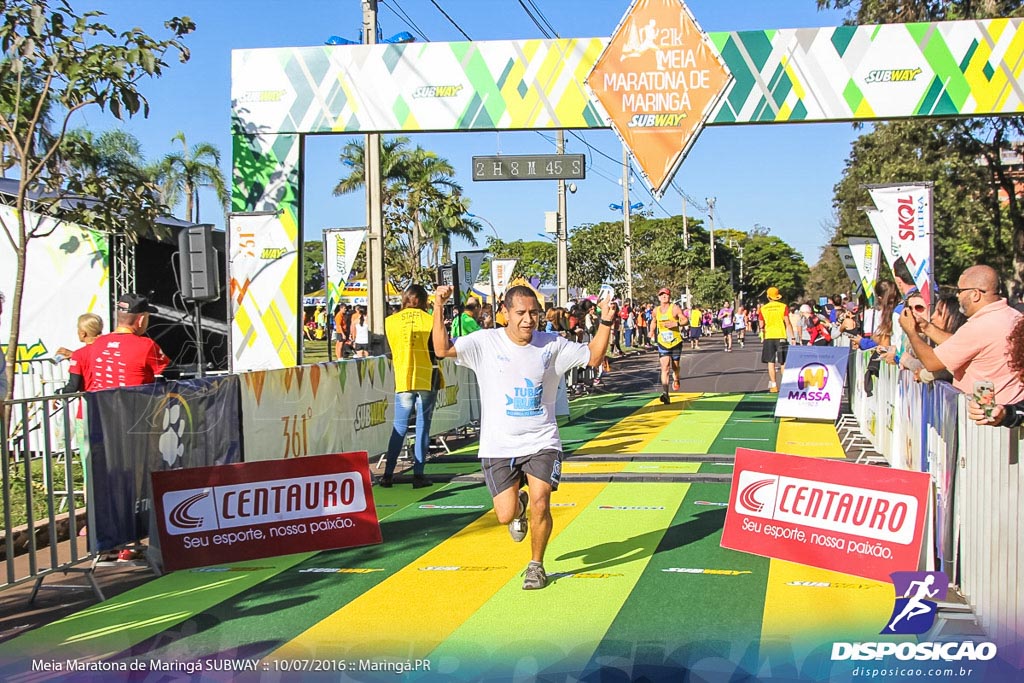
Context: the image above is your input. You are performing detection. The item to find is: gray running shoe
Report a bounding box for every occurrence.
[508,489,529,542]
[522,562,547,590]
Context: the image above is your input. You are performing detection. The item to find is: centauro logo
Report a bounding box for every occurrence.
[354,400,388,430]
[261,247,287,259]
[412,85,463,98]
[162,472,366,535]
[435,384,460,409]
[865,68,922,83]
[627,113,687,128]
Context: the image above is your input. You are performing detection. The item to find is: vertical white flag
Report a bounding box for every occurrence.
[848,237,880,305]
[323,228,367,312]
[865,209,899,272]
[867,184,933,305]
[490,258,517,296]
[837,245,860,289]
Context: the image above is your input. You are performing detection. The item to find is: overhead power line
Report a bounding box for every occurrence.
[380,0,430,42]
[428,0,473,40]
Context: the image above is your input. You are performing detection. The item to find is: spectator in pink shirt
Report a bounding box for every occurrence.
[899,265,1024,405]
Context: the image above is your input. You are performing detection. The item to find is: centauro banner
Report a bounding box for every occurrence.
[152,452,381,571]
[228,212,299,371]
[867,183,934,305]
[323,228,367,315]
[721,449,931,583]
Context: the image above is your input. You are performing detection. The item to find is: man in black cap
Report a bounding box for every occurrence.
[85,293,169,391]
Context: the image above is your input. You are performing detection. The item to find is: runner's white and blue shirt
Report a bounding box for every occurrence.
[455,328,591,459]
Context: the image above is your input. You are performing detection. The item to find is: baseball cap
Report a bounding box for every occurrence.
[116,293,158,314]
[658,287,671,296]
[799,304,813,314]
[766,286,782,301]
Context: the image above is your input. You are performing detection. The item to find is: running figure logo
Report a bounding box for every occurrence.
[881,570,948,634]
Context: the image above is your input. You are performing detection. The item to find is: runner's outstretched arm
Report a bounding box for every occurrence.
[587,293,617,367]
[432,285,458,359]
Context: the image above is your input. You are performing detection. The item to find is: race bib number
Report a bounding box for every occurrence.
[660,330,675,343]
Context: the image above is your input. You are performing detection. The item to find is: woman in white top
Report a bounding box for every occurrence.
[350,306,370,357]
[734,306,747,347]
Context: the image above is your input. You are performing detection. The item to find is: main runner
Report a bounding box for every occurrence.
[431,284,616,590]
[649,287,687,404]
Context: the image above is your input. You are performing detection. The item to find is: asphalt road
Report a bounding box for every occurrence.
[598,332,771,396]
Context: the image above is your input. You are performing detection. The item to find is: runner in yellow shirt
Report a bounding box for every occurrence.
[649,287,687,404]
[759,286,796,393]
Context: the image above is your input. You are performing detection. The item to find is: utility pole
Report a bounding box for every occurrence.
[362,0,386,337]
[706,196,716,271]
[682,194,691,307]
[556,130,568,306]
[622,145,633,301]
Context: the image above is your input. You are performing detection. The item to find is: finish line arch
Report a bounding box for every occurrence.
[230,16,1024,370]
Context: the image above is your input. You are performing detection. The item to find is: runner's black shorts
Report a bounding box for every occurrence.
[761,338,789,364]
[481,449,563,496]
[656,343,682,360]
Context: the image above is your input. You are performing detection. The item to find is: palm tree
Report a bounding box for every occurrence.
[158,131,229,223]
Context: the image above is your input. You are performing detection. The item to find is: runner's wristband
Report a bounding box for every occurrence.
[600,318,614,327]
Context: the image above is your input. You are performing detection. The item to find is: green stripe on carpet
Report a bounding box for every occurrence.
[584,482,770,677]
[644,393,742,453]
[707,392,781,456]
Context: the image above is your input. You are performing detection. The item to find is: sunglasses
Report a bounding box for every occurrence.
[907,303,927,314]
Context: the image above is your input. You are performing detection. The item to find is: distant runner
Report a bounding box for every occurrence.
[649,287,686,404]
[432,284,616,590]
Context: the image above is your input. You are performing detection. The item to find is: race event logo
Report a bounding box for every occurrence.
[865,67,922,83]
[155,393,193,467]
[162,472,366,535]
[882,570,947,635]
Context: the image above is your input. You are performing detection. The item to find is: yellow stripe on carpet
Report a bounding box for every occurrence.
[573,393,701,455]
[774,418,845,457]
[266,483,607,661]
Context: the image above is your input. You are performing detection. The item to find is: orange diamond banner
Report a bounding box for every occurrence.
[586,0,732,196]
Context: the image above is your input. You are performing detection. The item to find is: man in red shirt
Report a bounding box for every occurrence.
[87,293,170,391]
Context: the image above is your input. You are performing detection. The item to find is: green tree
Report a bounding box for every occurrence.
[158,130,229,223]
[334,137,479,284]
[481,238,556,284]
[818,0,1024,296]
[0,0,192,398]
[303,241,324,294]
[743,234,810,303]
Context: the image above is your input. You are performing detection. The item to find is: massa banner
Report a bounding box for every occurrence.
[152,452,381,571]
[774,346,850,421]
[721,449,930,582]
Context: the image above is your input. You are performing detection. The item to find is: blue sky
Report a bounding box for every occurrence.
[77,0,861,268]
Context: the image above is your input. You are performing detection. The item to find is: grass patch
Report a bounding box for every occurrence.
[4,457,84,529]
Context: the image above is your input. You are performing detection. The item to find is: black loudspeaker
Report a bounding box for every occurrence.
[177,224,221,302]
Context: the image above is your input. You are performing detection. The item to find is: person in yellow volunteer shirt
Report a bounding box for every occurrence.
[760,286,796,393]
[649,287,687,404]
[687,304,703,350]
[380,284,442,488]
